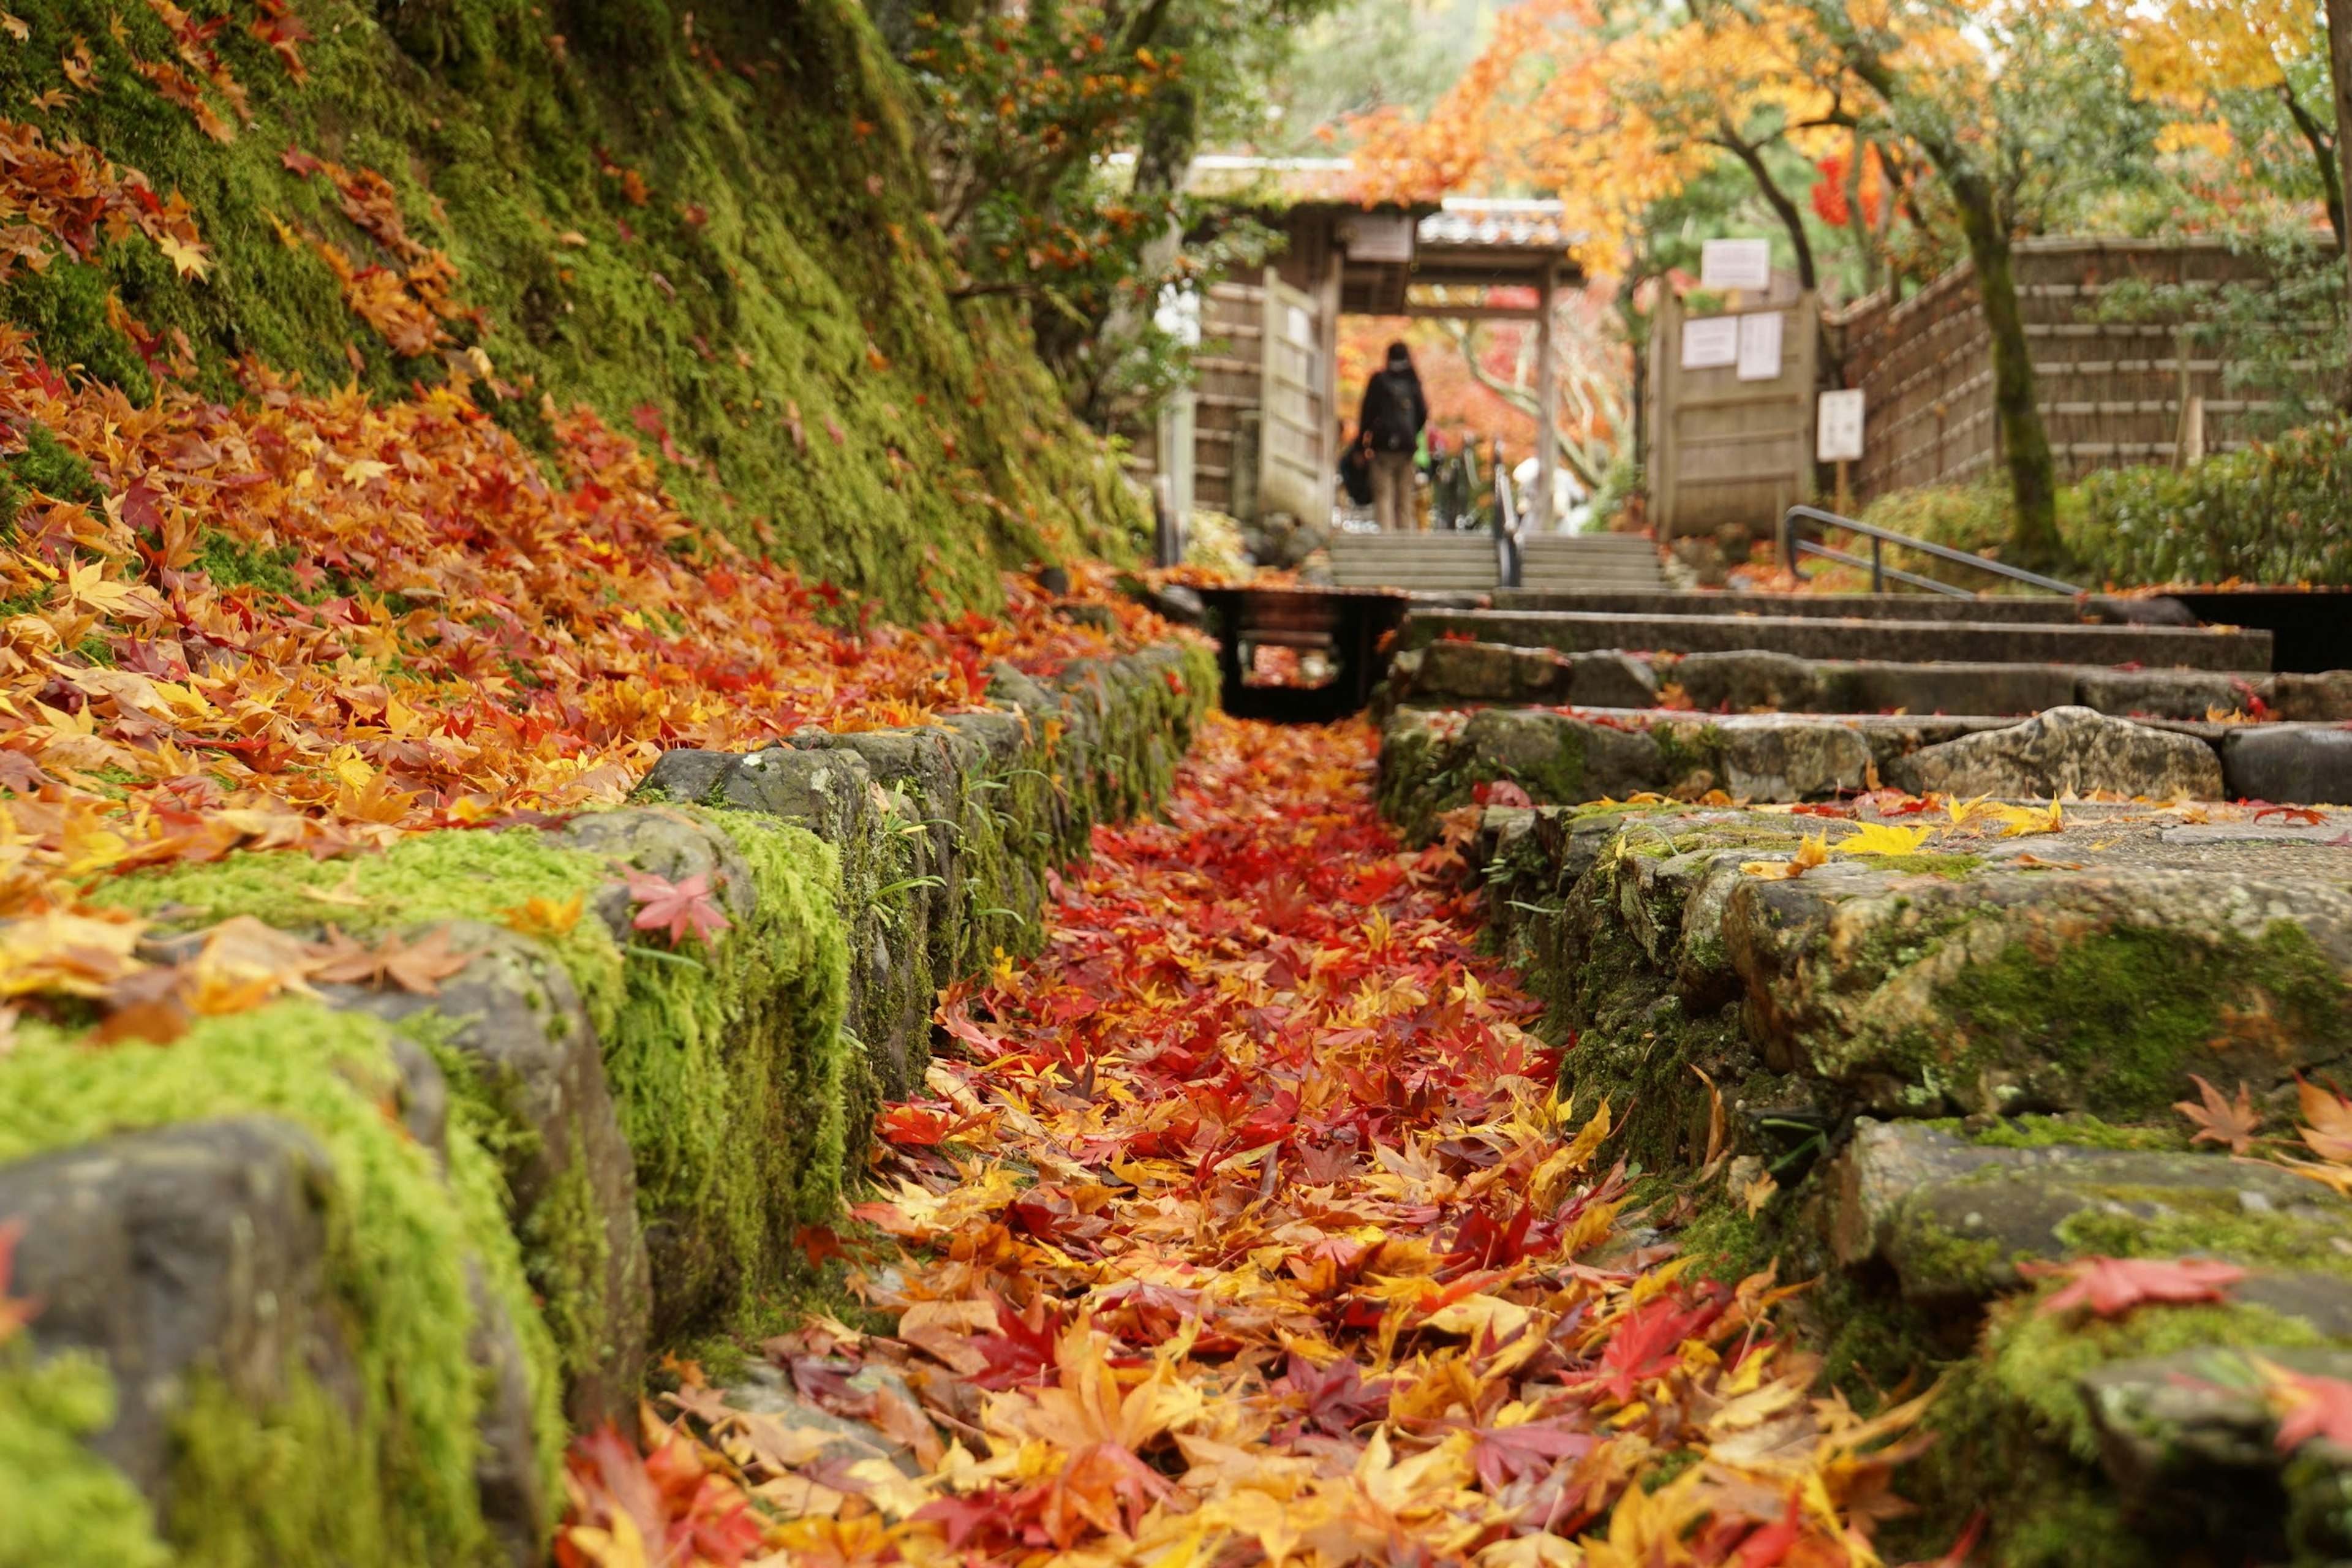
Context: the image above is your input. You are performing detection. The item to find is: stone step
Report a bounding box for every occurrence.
[1495,586,2188,627]
[1327,533,1668,593]
[1385,639,2352,722]
[1403,606,2274,671]
[1378,704,2352,827]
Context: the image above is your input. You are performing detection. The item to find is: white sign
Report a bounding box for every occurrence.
[1336,211,1416,263]
[1817,388,1866,462]
[1736,310,1784,382]
[1679,315,1738,370]
[1702,237,1773,292]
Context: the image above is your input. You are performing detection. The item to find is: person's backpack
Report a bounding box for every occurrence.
[1339,439,1373,505]
[1363,369,1424,451]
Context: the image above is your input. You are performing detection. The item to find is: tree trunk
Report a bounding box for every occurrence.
[2279,83,2345,249]
[2326,0,2352,402]
[1950,172,2062,567]
[1717,130,1817,291]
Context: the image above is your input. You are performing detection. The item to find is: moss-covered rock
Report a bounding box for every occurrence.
[0,0,1140,617]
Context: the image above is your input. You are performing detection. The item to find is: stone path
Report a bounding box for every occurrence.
[596,717,1929,1565]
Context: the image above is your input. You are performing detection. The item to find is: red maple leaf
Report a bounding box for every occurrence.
[2021,1256,2247,1317]
[1472,778,1534,808]
[969,1295,1065,1390]
[624,869,730,948]
[2271,1366,2352,1453]
[1583,1291,1728,1404]
[1273,1351,1393,1440]
[1466,1418,1595,1490]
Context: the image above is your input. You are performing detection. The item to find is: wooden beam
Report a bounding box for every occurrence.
[1402,302,1544,320]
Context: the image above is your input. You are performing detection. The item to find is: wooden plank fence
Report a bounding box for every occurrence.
[1828,236,2330,503]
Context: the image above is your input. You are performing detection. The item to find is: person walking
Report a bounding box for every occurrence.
[1356,341,1427,532]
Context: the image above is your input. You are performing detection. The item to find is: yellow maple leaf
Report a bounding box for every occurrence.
[1988,801,2063,837]
[503,891,584,939]
[1835,821,1937,856]
[156,232,213,279]
[1741,831,1831,880]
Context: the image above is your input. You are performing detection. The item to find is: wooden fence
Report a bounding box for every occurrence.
[1828,236,2331,503]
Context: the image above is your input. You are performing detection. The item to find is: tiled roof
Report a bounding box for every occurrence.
[1418,198,1575,251]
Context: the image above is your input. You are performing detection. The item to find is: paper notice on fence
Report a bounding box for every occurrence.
[1681,315,1738,370]
[1736,311,1784,381]
[1701,238,1772,292]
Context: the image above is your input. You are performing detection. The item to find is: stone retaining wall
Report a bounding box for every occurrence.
[0,642,1215,1567]
[1444,794,2352,1564]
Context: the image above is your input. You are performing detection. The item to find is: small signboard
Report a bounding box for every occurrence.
[1735,311,1784,382]
[1336,211,1416,263]
[1701,237,1773,292]
[1680,315,1738,370]
[1817,388,1866,462]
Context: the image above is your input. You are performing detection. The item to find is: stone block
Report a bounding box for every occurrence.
[2272,671,2352,722]
[1567,652,1660,710]
[0,1118,355,1509]
[2223,725,2352,807]
[1714,717,1871,800]
[1672,650,1822,712]
[331,924,649,1428]
[1890,706,2223,800]
[2076,669,2267,721]
[1825,1119,2352,1303]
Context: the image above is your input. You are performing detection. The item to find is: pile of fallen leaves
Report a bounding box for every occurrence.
[564,717,1935,1567]
[0,108,1181,913]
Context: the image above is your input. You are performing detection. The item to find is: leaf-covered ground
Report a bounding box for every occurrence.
[562,717,1939,1567]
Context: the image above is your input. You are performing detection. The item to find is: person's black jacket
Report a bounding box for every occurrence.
[1359,364,1427,454]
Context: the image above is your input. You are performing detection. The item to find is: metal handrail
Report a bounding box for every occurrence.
[1492,438,1523,589]
[1779,504,2082,597]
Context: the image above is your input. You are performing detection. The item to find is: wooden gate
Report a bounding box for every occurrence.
[1647,290,1820,538]
[1257,268,1328,522]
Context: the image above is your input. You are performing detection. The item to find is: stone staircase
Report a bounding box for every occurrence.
[1325,531,1665,592]
[1369,586,2352,1566]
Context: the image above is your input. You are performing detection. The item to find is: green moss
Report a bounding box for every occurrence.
[0,0,1139,617]
[0,1343,170,1568]
[194,532,304,598]
[1928,919,2352,1118]
[163,1370,382,1568]
[0,421,105,535]
[1988,1295,2327,1463]
[2052,1182,2352,1277]
[603,809,851,1339]
[0,1001,548,1565]
[1867,853,1985,878]
[1951,1114,2187,1153]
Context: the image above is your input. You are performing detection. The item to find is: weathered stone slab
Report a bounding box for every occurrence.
[2075,669,2265,721]
[0,1118,355,1509]
[1889,706,2223,800]
[1826,1119,2352,1304]
[1672,651,1822,712]
[2274,671,2352,722]
[2223,725,2352,807]
[1400,606,2275,671]
[2082,1344,2352,1555]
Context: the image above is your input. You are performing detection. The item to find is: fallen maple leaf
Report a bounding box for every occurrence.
[1741,832,1830,880]
[625,869,730,949]
[2173,1074,2260,1155]
[308,924,474,995]
[2021,1255,2247,1317]
[2296,1075,2352,1166]
[1835,821,1935,857]
[503,892,586,940]
[2262,1360,2352,1453]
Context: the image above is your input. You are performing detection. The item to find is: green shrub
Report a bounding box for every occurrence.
[2071,418,2352,587]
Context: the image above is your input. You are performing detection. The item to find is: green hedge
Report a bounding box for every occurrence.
[1854,421,2352,590]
